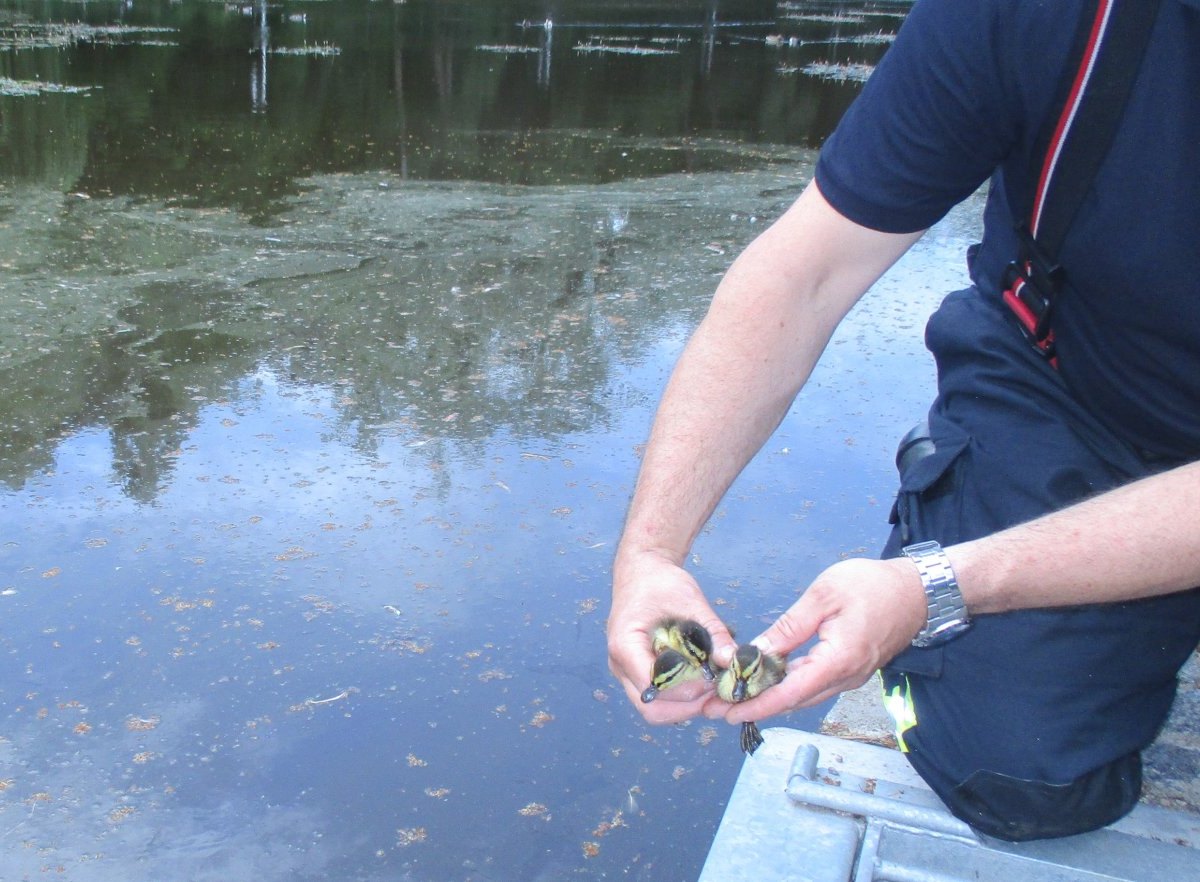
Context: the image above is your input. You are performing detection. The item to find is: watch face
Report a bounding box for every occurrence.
[914,618,972,648]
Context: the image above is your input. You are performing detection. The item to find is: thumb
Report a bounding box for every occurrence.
[698,612,737,668]
[750,594,821,658]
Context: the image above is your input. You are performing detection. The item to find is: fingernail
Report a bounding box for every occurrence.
[750,635,773,654]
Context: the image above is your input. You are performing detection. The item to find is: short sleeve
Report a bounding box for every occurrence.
[814,0,1027,233]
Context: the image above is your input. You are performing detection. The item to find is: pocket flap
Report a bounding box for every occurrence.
[898,419,970,494]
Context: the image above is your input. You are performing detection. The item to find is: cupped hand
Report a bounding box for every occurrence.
[608,549,736,724]
[714,556,926,725]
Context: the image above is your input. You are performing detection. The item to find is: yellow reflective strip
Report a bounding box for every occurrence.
[880,673,917,753]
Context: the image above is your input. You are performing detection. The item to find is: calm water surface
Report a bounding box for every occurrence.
[0,2,984,880]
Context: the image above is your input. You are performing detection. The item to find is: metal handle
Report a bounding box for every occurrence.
[786,744,978,841]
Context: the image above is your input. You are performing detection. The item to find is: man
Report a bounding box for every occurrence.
[607,0,1200,841]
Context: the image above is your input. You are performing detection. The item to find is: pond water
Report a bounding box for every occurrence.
[0,2,984,880]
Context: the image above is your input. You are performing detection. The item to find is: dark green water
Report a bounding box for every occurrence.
[0,3,984,881]
[1,0,899,211]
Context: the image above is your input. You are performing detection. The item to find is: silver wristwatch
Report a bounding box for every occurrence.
[901,540,972,648]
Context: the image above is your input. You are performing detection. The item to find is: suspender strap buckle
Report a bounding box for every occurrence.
[1002,223,1061,359]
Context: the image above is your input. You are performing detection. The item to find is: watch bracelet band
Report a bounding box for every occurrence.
[901,540,970,647]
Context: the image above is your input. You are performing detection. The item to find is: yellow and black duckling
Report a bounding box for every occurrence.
[640,618,716,703]
[716,644,787,755]
[651,618,716,678]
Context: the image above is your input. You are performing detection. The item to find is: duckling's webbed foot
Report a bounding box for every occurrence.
[739,721,764,756]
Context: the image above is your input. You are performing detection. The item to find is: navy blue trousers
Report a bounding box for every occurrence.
[881,288,1200,841]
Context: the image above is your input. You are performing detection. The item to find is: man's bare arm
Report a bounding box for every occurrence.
[954,459,1200,612]
[609,181,924,721]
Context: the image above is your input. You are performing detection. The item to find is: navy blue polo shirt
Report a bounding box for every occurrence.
[815,0,1200,462]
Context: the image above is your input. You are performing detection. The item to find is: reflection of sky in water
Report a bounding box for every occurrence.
[2,373,726,879]
[0,163,981,878]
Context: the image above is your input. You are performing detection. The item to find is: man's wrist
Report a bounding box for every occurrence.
[613,539,686,588]
[901,540,972,647]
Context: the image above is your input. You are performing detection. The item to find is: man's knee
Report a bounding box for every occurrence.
[907,746,1142,841]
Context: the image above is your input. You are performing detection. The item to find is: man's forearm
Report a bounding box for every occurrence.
[617,247,825,567]
[617,184,924,569]
[950,459,1200,613]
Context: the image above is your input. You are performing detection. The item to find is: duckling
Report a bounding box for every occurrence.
[640,647,703,703]
[640,618,716,703]
[716,644,787,755]
[651,618,716,680]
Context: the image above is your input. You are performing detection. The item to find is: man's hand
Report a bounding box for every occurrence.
[715,556,925,724]
[608,550,736,724]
